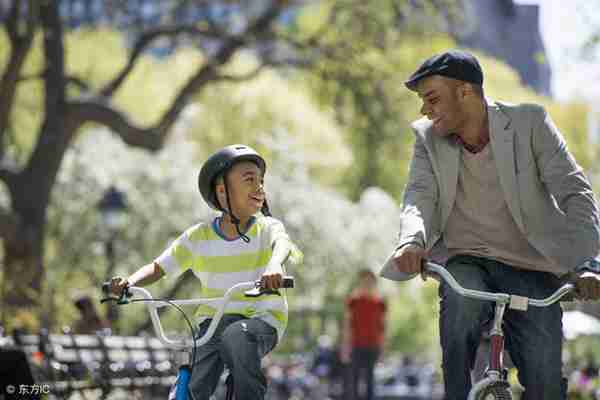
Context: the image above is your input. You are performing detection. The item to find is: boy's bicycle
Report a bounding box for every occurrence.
[422,261,574,400]
[101,277,294,400]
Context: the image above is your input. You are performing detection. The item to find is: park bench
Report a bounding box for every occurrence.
[7,329,180,399]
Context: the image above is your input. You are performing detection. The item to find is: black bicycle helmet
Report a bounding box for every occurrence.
[198,144,266,211]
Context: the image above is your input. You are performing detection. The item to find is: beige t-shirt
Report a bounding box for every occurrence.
[444,145,555,272]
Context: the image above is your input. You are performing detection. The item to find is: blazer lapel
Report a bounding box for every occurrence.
[488,102,525,232]
[431,132,460,229]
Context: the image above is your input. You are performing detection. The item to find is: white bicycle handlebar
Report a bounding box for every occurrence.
[128,281,257,350]
[423,261,575,309]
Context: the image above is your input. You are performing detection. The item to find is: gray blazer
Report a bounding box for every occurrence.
[381,100,600,281]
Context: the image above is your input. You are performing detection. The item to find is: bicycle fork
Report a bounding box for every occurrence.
[468,302,510,400]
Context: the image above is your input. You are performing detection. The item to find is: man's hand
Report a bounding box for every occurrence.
[261,264,283,290]
[392,244,426,277]
[574,272,600,301]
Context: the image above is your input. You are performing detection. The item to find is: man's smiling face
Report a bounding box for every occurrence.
[416,75,467,137]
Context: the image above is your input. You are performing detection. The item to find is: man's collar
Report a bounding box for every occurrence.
[453,128,490,154]
[452,102,490,154]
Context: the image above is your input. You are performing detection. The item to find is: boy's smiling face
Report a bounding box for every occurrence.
[216,161,265,219]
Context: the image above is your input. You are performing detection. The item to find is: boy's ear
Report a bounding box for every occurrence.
[215,183,227,209]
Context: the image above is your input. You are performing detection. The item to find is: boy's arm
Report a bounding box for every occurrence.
[270,239,292,267]
[110,262,165,295]
[128,261,165,286]
[261,239,292,289]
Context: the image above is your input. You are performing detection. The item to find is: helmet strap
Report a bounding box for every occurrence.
[223,176,250,243]
[261,197,272,217]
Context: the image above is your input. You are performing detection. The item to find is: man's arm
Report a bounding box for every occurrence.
[388,130,439,278]
[532,107,600,300]
[534,107,600,269]
[398,131,439,249]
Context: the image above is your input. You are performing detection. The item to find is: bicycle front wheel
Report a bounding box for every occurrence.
[476,381,513,400]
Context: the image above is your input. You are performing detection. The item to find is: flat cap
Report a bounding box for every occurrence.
[404,50,483,91]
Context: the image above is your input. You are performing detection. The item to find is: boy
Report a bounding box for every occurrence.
[109,144,302,400]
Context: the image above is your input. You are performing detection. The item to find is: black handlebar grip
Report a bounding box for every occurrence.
[282,276,294,289]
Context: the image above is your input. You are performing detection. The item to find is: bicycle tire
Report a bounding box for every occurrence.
[475,381,513,400]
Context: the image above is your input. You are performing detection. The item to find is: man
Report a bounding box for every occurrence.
[381,50,600,399]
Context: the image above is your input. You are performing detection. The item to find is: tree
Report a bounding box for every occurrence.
[0,0,460,328]
[290,2,463,199]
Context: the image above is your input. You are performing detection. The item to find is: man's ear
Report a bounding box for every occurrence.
[456,83,470,99]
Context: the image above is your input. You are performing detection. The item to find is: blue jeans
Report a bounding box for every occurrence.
[187,314,278,400]
[440,255,567,400]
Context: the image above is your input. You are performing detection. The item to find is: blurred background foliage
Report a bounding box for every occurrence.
[1,0,597,364]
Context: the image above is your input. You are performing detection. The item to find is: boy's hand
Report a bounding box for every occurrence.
[574,272,600,301]
[109,276,131,296]
[261,265,283,290]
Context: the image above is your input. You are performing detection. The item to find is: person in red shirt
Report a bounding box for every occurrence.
[341,269,387,400]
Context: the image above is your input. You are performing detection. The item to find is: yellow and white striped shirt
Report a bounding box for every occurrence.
[155,215,302,340]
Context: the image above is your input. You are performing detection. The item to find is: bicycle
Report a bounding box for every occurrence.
[422,261,575,400]
[101,276,294,400]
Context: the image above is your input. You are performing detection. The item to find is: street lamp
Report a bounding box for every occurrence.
[98,186,129,237]
[97,186,128,328]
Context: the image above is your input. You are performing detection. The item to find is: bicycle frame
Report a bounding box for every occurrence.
[423,261,574,400]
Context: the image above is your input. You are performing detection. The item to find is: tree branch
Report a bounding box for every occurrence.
[215,58,282,82]
[0,0,37,157]
[40,0,66,117]
[156,1,288,125]
[68,1,287,152]
[66,100,164,150]
[18,71,92,92]
[0,162,19,188]
[99,24,225,98]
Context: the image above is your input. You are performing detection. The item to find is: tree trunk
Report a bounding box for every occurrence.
[1,195,46,332]
[0,0,73,332]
